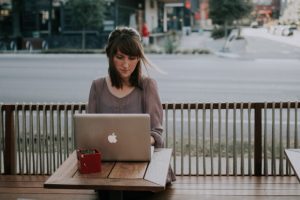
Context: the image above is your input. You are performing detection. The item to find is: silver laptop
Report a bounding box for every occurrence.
[74,113,152,161]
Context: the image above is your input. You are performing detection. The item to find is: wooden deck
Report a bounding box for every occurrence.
[1,175,300,200]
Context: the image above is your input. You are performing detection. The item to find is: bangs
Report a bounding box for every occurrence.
[113,36,142,57]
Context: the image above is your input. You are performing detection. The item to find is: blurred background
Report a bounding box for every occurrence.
[0,0,298,51]
[1,0,300,103]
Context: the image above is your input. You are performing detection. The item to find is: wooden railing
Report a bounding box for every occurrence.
[0,102,299,176]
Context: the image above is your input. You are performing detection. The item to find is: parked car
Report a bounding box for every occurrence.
[250,21,259,28]
[281,26,294,36]
[269,25,294,36]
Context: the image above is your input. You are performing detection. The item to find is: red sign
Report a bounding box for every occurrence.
[185,0,191,9]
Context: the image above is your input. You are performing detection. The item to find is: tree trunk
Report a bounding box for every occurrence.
[48,0,53,36]
[222,20,229,52]
[237,20,241,38]
[12,0,21,38]
[224,20,228,39]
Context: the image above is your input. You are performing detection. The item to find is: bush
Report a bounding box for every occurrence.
[164,31,179,54]
[164,37,175,54]
[211,27,232,39]
[41,48,105,54]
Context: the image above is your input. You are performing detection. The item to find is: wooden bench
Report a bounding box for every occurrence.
[0,175,95,199]
[2,175,300,200]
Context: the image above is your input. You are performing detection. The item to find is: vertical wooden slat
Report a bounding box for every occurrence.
[240,102,244,176]
[172,103,176,174]
[195,103,199,176]
[50,104,54,173]
[279,102,283,175]
[218,103,221,176]
[254,104,262,176]
[233,103,237,176]
[263,102,268,176]
[180,103,184,175]
[286,102,291,175]
[225,103,229,175]
[15,104,21,174]
[248,103,252,176]
[4,106,16,174]
[57,105,62,166]
[0,104,3,174]
[43,104,48,175]
[187,103,191,175]
[29,104,34,174]
[165,102,168,147]
[295,102,298,148]
[209,103,214,176]
[64,105,69,159]
[71,104,75,151]
[22,104,27,174]
[202,103,206,176]
[271,102,276,175]
[36,104,41,174]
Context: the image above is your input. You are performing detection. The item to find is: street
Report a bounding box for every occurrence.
[0,28,300,104]
[1,54,299,104]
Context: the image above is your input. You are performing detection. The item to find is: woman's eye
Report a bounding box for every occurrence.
[129,57,137,60]
[116,55,123,59]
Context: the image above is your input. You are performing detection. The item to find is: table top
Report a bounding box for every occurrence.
[284,149,300,183]
[44,148,172,192]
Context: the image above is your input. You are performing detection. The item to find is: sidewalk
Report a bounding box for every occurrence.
[177,27,300,57]
[242,28,300,48]
[177,31,225,53]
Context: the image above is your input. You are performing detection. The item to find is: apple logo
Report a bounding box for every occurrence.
[108,132,117,144]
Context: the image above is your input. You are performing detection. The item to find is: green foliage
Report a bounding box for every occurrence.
[164,37,176,54]
[164,31,179,54]
[65,0,105,49]
[209,0,253,26]
[211,27,232,39]
[66,0,105,30]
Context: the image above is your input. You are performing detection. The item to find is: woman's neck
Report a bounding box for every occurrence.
[122,78,131,87]
[106,76,135,98]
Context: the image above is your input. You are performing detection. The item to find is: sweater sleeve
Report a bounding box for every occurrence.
[144,78,164,148]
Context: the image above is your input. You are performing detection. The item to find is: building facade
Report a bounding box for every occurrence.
[279,0,300,26]
[251,0,281,25]
[0,0,204,49]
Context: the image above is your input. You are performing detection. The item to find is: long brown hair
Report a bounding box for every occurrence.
[105,27,150,89]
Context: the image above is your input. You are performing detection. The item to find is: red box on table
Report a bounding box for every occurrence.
[76,149,101,174]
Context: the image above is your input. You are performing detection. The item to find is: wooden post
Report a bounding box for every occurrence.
[4,107,16,174]
[254,106,262,176]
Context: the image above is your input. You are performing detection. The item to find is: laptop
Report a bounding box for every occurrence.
[74,113,152,161]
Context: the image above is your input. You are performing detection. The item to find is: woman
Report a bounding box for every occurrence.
[87,27,176,183]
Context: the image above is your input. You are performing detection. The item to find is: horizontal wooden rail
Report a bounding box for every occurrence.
[2,102,300,110]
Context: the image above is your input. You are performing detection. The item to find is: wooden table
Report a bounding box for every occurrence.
[284,149,300,182]
[44,148,172,199]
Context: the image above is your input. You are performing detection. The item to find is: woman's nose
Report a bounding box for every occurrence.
[123,60,129,68]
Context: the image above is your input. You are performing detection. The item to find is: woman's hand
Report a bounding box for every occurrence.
[150,136,155,145]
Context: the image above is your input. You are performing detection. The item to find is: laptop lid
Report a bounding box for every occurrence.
[74,113,151,161]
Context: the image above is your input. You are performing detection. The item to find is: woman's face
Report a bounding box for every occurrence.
[113,50,139,82]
